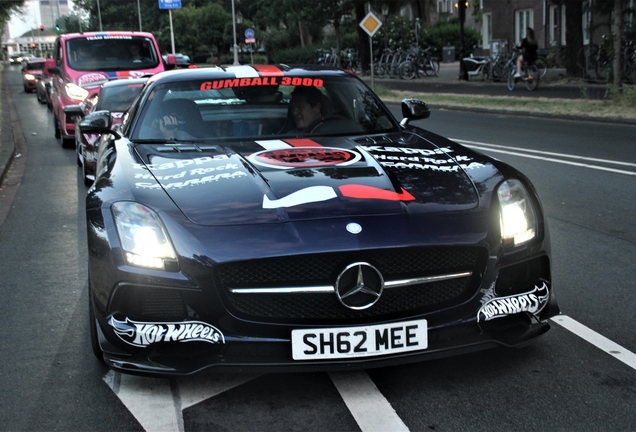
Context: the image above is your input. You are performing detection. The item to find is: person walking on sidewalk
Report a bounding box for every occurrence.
[514,27,538,78]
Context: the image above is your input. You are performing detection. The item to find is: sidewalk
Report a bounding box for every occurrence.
[0,64,16,190]
[367,61,610,100]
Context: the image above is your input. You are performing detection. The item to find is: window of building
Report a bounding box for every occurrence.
[515,9,534,45]
[437,0,449,14]
[582,0,591,45]
[549,5,558,46]
[482,13,492,49]
[561,5,567,46]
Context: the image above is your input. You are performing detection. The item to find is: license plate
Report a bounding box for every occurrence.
[292,319,427,360]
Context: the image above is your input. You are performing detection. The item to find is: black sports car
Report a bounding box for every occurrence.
[82,65,559,375]
[75,78,147,186]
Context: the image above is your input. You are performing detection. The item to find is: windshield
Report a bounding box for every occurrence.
[66,36,160,72]
[132,74,397,141]
[97,81,146,112]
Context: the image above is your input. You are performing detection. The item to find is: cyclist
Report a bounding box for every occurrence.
[514,27,538,78]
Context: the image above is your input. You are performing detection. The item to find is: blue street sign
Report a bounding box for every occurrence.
[158,0,182,9]
[245,29,255,39]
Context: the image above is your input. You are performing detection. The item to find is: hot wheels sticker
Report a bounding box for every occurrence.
[477,282,550,322]
[109,317,225,347]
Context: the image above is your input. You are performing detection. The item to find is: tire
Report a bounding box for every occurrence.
[482,62,491,81]
[54,116,61,139]
[525,65,539,91]
[399,61,416,80]
[431,59,440,76]
[535,57,548,79]
[507,66,517,91]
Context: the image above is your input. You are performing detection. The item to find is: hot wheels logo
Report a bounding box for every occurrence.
[109,317,225,347]
[477,282,550,322]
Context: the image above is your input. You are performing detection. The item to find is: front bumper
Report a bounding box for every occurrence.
[95,304,558,376]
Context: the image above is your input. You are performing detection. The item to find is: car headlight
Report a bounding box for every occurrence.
[65,83,89,101]
[498,180,537,247]
[112,202,177,270]
[24,73,36,81]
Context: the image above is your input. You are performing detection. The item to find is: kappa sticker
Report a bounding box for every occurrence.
[477,282,550,322]
[109,317,225,347]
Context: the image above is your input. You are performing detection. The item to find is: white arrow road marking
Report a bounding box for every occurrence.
[330,371,410,432]
[104,371,259,432]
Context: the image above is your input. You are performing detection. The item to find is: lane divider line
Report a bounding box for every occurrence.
[451,139,636,176]
[452,139,636,168]
[330,371,410,432]
[551,315,636,370]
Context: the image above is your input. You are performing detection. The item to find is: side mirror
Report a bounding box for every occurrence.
[79,110,121,139]
[164,53,178,70]
[399,98,430,127]
[45,58,57,76]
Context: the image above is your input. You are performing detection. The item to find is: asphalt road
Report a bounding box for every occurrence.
[0,67,635,431]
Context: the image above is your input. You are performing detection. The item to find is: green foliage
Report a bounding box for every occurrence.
[610,85,636,108]
[422,18,481,58]
[271,45,318,65]
[372,16,418,50]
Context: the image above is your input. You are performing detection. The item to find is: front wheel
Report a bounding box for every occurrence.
[507,66,517,91]
[399,61,416,80]
[525,65,539,91]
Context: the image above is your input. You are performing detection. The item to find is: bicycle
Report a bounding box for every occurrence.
[398,46,439,79]
[507,53,539,91]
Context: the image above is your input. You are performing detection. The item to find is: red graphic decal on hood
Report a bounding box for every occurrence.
[339,184,416,201]
[285,138,322,147]
[252,147,360,168]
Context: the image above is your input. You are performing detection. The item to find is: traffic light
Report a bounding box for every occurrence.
[40,25,44,31]
[55,24,61,32]
[31,43,36,49]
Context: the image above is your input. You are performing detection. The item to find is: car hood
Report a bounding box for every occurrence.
[132,133,485,226]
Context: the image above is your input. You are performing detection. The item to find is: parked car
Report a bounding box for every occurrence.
[48,31,177,148]
[163,53,191,68]
[81,65,559,376]
[75,78,147,186]
[36,58,55,107]
[21,57,46,93]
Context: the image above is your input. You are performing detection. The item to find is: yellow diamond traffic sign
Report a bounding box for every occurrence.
[359,11,382,37]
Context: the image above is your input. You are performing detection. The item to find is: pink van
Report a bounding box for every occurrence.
[49,32,176,147]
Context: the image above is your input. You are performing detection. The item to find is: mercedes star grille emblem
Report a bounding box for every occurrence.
[335,262,384,310]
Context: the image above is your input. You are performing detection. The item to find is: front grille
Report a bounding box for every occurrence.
[217,247,486,322]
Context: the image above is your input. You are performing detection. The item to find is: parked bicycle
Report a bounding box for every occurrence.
[341,48,362,74]
[398,46,439,79]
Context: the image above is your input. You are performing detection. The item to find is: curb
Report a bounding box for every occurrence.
[0,65,17,188]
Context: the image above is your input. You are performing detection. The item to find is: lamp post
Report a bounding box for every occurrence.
[97,0,103,31]
[231,0,239,65]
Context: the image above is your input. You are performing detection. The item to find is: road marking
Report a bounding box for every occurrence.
[104,371,259,432]
[551,315,636,371]
[330,371,409,432]
[452,139,636,176]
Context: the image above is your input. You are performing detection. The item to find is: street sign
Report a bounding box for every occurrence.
[245,28,255,44]
[359,11,382,37]
[158,0,182,9]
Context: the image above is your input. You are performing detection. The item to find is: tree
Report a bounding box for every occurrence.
[1,1,27,37]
